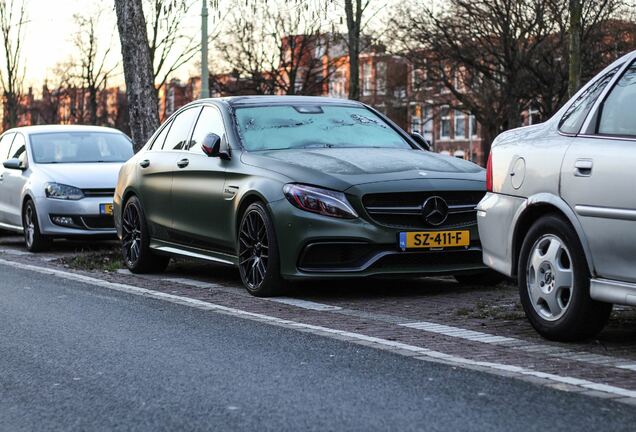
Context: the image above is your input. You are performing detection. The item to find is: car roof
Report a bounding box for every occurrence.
[204,95,364,108]
[2,124,127,136]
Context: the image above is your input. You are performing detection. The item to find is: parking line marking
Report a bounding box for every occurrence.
[400,319,636,372]
[265,297,342,311]
[112,271,636,375]
[2,257,636,403]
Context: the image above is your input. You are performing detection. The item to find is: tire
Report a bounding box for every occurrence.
[518,215,611,342]
[121,196,169,274]
[237,202,288,297]
[22,200,51,252]
[454,270,506,286]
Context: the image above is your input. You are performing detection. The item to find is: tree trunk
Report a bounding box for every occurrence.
[568,0,582,97]
[345,0,362,100]
[89,87,98,125]
[114,0,159,151]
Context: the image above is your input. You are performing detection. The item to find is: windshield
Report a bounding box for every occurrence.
[235,105,412,151]
[30,132,134,164]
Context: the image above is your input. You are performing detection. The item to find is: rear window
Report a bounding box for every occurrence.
[30,132,133,164]
[234,105,412,151]
[559,67,620,134]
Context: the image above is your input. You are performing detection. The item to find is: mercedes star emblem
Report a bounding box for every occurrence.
[421,196,449,226]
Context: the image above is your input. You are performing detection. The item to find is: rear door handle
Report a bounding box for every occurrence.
[139,159,150,168]
[574,159,593,177]
[177,158,189,169]
[0,174,4,182]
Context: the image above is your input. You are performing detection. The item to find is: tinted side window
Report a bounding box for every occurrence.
[189,106,226,154]
[597,62,636,137]
[8,133,26,163]
[0,133,15,160]
[559,67,619,134]
[162,108,200,151]
[149,119,173,150]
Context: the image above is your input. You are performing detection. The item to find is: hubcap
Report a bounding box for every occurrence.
[122,204,142,267]
[238,210,269,290]
[24,205,35,247]
[526,234,573,321]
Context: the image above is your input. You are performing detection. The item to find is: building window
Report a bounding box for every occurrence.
[329,68,347,99]
[423,105,433,141]
[440,106,451,139]
[376,62,386,95]
[454,110,466,139]
[469,114,478,137]
[528,106,541,125]
[362,63,373,96]
[411,116,421,134]
[411,66,427,92]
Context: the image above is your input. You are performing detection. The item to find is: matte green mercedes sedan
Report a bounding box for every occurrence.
[114,96,493,296]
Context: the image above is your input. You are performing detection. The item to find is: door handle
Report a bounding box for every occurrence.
[139,159,150,168]
[574,159,593,177]
[177,158,189,169]
[0,174,4,182]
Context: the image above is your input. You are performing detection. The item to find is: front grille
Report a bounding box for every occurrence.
[82,188,115,198]
[80,216,115,230]
[362,191,485,230]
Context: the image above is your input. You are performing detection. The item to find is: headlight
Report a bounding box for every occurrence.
[283,184,358,219]
[45,183,84,200]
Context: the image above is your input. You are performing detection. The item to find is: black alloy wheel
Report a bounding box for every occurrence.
[121,196,169,273]
[238,202,286,297]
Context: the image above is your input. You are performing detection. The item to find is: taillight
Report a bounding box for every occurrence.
[486,152,493,192]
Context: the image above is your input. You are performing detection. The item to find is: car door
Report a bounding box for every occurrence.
[2,133,29,226]
[561,59,636,283]
[170,105,231,252]
[0,132,16,225]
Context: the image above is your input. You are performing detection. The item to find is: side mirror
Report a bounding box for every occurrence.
[3,158,25,170]
[201,133,230,160]
[410,133,431,151]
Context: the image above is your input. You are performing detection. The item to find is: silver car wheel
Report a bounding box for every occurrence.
[24,205,35,248]
[526,234,573,321]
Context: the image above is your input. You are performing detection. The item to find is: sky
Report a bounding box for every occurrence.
[18,0,396,91]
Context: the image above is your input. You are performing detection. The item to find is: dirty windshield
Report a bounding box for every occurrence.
[234,104,412,151]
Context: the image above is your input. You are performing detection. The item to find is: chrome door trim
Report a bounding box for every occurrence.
[575,205,636,221]
[0,221,23,233]
[150,243,235,265]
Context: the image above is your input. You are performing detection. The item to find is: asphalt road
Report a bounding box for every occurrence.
[1,263,635,431]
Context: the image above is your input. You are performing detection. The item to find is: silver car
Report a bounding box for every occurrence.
[477,50,636,341]
[0,125,133,251]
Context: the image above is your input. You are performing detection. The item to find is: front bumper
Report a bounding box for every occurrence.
[476,192,527,277]
[34,196,117,237]
[269,199,487,280]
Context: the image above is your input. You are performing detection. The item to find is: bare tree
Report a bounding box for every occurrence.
[71,12,118,125]
[114,0,160,150]
[145,0,204,91]
[216,3,339,96]
[392,0,630,161]
[0,0,26,129]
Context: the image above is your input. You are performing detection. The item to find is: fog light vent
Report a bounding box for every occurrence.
[51,216,75,226]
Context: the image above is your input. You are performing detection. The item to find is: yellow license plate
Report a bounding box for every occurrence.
[100,203,114,216]
[399,230,470,250]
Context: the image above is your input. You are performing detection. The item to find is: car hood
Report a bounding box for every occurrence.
[242,148,484,190]
[35,162,123,189]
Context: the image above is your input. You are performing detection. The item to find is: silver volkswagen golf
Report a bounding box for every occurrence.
[0,125,133,251]
[478,50,636,341]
